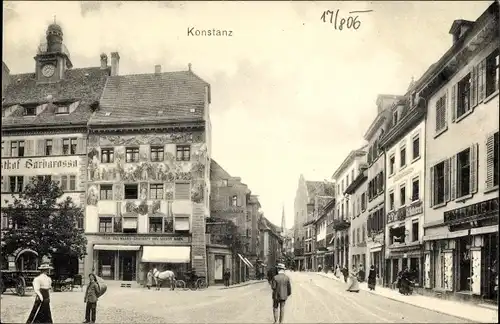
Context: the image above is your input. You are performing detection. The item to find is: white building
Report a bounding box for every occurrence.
[379,93,426,286]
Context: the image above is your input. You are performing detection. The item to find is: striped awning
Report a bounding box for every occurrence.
[94,245,141,251]
[141,246,191,263]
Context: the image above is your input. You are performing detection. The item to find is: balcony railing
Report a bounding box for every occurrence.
[332,218,350,230]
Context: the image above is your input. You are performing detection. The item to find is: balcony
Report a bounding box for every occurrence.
[332,218,350,231]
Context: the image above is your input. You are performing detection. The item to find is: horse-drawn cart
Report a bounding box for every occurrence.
[0,270,40,296]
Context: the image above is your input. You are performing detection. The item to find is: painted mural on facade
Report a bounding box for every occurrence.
[471,249,481,294]
[86,132,208,207]
[424,252,431,288]
[443,252,453,291]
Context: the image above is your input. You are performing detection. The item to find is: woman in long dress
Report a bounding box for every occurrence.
[334,264,342,279]
[26,263,53,323]
[146,270,153,290]
[367,265,377,290]
[346,265,360,293]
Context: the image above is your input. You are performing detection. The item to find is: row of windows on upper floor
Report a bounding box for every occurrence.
[434,49,499,137]
[1,139,193,163]
[388,133,421,176]
[337,168,356,197]
[2,175,77,193]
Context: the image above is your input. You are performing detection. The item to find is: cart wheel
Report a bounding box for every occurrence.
[16,277,26,296]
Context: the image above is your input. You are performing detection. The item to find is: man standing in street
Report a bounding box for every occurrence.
[271,263,291,324]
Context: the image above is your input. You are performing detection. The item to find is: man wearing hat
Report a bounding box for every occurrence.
[26,261,53,323]
[271,263,291,324]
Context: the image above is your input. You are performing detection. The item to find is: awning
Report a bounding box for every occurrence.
[243,257,254,268]
[94,245,141,251]
[123,217,138,229]
[423,229,469,241]
[237,254,252,268]
[141,246,191,263]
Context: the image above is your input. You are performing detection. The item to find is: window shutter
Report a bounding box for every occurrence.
[3,140,11,157]
[76,137,87,155]
[478,59,486,102]
[471,66,478,108]
[430,166,435,207]
[449,155,457,201]
[36,139,45,156]
[174,182,190,200]
[469,143,479,194]
[52,138,63,155]
[451,84,457,123]
[444,159,450,202]
[444,89,448,128]
[486,134,495,189]
[25,140,34,156]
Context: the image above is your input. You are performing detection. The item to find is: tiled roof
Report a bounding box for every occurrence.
[2,67,109,128]
[305,181,335,199]
[89,71,209,126]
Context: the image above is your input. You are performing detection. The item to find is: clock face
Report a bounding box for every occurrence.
[41,64,55,77]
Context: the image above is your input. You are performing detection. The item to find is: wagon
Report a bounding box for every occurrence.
[0,269,40,296]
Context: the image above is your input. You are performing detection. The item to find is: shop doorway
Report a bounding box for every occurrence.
[97,251,115,280]
[482,233,498,300]
[458,237,472,292]
[392,259,399,284]
[214,256,224,282]
[119,251,136,281]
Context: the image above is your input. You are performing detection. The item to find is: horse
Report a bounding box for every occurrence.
[152,268,175,290]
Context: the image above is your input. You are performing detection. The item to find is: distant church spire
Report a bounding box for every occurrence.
[281,203,286,234]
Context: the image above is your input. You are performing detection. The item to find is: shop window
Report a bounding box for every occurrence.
[124,184,138,199]
[485,49,499,97]
[412,221,419,242]
[150,146,164,162]
[174,215,190,232]
[457,74,471,118]
[149,217,163,233]
[389,154,395,175]
[10,141,25,157]
[176,145,191,161]
[456,147,471,198]
[100,185,113,200]
[45,139,53,156]
[400,146,406,167]
[432,161,446,205]
[9,176,23,193]
[99,217,113,233]
[150,183,164,200]
[101,148,114,163]
[390,226,405,245]
[174,182,190,200]
[125,147,139,163]
[412,177,420,201]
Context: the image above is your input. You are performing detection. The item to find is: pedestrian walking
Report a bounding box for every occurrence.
[267,265,278,285]
[334,264,342,279]
[146,269,153,290]
[346,265,360,293]
[271,263,291,324]
[341,266,349,283]
[83,274,101,323]
[26,262,53,324]
[223,268,231,287]
[367,265,377,291]
[358,264,366,283]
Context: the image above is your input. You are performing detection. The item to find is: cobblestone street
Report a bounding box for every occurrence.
[2,272,489,323]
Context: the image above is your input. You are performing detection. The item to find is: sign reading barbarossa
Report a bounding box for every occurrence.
[1,157,79,171]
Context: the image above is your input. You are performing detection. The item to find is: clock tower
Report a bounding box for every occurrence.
[34,22,73,83]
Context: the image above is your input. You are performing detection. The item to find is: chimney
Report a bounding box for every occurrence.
[2,61,10,93]
[100,53,108,69]
[188,63,192,72]
[110,52,120,76]
[155,65,161,74]
[449,20,474,44]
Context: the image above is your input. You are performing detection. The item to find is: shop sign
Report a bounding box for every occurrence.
[387,210,397,223]
[1,157,79,172]
[444,198,499,224]
[101,235,191,243]
[406,200,423,217]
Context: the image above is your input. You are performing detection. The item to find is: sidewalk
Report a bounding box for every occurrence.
[317,272,498,323]
[218,279,265,290]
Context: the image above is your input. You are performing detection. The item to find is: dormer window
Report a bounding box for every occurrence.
[392,110,399,126]
[24,106,36,116]
[411,92,417,107]
[55,105,69,114]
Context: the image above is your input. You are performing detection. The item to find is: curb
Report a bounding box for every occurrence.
[316,273,496,323]
[219,280,266,290]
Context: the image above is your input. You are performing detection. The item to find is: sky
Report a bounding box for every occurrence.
[2,1,492,229]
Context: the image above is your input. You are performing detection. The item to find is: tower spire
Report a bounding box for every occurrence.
[281,203,286,234]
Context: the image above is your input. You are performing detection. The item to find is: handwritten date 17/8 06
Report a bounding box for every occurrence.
[321,10,363,30]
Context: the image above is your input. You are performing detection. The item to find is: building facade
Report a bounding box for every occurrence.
[331,149,367,269]
[380,93,427,287]
[313,204,328,271]
[259,216,283,269]
[363,95,402,286]
[422,3,498,301]
[345,168,368,274]
[1,23,109,274]
[83,63,211,285]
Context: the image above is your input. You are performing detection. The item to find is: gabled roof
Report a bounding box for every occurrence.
[210,159,232,180]
[305,181,335,199]
[89,70,209,126]
[2,67,109,129]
